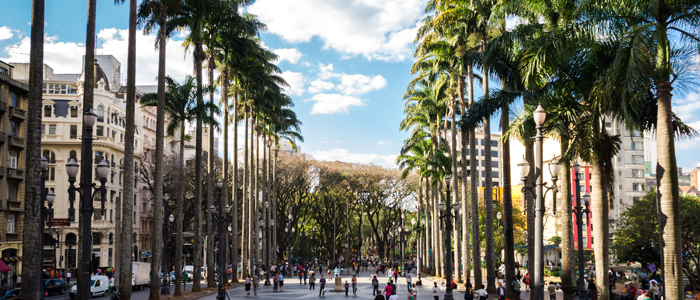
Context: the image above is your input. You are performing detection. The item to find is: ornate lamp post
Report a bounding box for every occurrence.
[496,211,504,268]
[517,105,561,299]
[161,192,173,294]
[65,110,109,300]
[572,161,591,297]
[411,217,423,285]
[285,213,295,263]
[211,179,230,300]
[263,201,274,286]
[438,175,459,300]
[400,214,405,277]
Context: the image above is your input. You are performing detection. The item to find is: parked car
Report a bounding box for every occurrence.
[43,279,67,295]
[170,271,176,283]
[69,275,109,299]
[0,288,20,300]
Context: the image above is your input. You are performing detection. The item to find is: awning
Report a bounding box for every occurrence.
[0,260,11,273]
[1,257,21,263]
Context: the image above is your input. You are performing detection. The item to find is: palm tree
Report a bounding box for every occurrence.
[589,1,700,296]
[20,1,45,299]
[140,76,217,295]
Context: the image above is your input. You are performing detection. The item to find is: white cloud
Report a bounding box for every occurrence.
[248,0,424,61]
[280,70,305,96]
[337,73,387,95]
[0,27,13,40]
[305,93,364,114]
[273,48,303,64]
[308,79,335,94]
[377,140,391,145]
[310,148,397,167]
[674,92,700,123]
[1,28,193,85]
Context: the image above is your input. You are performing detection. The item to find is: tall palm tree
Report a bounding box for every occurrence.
[20,1,45,299]
[589,1,700,296]
[136,0,183,295]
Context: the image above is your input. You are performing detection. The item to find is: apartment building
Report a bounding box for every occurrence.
[452,126,503,189]
[605,119,647,224]
[0,60,28,282]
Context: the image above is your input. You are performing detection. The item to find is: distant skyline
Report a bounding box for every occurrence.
[1,0,699,170]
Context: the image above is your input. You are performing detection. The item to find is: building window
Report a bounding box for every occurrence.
[96,125,104,137]
[605,122,612,128]
[47,167,55,181]
[631,141,642,150]
[49,124,56,135]
[491,161,498,168]
[44,105,52,117]
[619,185,622,190]
[633,183,644,191]
[632,155,643,164]
[69,150,77,161]
[10,121,18,136]
[41,124,45,135]
[618,156,622,162]
[42,150,56,163]
[8,183,18,202]
[493,171,499,178]
[632,130,641,137]
[70,125,78,139]
[11,92,18,107]
[70,106,78,118]
[7,214,15,233]
[9,151,18,169]
[94,151,105,164]
[96,105,104,122]
[491,151,498,157]
[632,169,644,178]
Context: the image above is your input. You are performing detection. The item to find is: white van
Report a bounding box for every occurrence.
[69,275,110,298]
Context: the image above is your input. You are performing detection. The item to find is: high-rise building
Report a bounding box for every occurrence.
[0,60,28,278]
[451,126,503,188]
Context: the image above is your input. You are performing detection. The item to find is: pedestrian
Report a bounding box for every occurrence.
[273,273,279,292]
[310,272,316,290]
[300,269,304,284]
[405,272,412,293]
[225,282,232,300]
[305,269,309,285]
[385,281,394,300]
[431,281,440,300]
[523,272,530,291]
[588,280,598,300]
[345,280,350,296]
[497,282,506,300]
[279,272,285,291]
[464,287,474,300]
[372,275,380,296]
[11,273,16,287]
[475,285,488,300]
[393,270,398,284]
[548,281,557,300]
[407,289,416,300]
[245,276,251,296]
[253,270,260,296]
[512,277,521,299]
[352,275,357,296]
[15,275,20,288]
[67,271,71,284]
[630,271,639,289]
[319,275,327,297]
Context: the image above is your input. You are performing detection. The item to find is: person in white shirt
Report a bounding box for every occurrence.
[476,285,489,300]
[406,273,412,293]
[432,282,440,300]
[388,294,399,300]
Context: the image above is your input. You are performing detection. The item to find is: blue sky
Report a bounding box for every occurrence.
[1,0,699,170]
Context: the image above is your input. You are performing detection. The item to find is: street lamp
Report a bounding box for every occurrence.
[161,193,173,295]
[400,214,405,277]
[496,211,504,267]
[287,213,293,262]
[518,104,560,300]
[572,161,591,298]
[439,175,459,300]
[211,179,230,300]
[263,201,274,286]
[66,108,109,300]
[411,217,423,286]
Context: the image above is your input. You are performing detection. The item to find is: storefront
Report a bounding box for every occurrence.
[0,248,21,287]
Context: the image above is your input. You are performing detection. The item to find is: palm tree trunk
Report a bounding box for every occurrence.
[450,96,461,283]
[482,70,496,294]
[121,0,138,296]
[221,60,230,282]
[262,136,268,267]
[468,65,482,288]
[20,1,44,298]
[254,132,260,268]
[656,75,682,300]
[559,139,576,300]
[250,122,257,269]
[206,55,216,289]
[242,107,249,276]
[424,177,431,275]
[458,74,470,286]
[501,101,516,299]
[273,149,279,261]
[175,133,186,296]
[591,121,610,300]
[231,91,239,282]
[192,29,205,292]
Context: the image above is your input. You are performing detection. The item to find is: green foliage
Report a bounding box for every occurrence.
[548,236,561,247]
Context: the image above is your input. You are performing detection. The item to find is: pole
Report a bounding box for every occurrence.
[40,166,46,293]
[79,119,95,300]
[162,203,170,294]
[217,186,225,300]
[444,182,454,300]
[264,205,270,286]
[575,174,586,298]
[533,124,544,300]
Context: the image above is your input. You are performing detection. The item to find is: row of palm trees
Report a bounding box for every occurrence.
[22,0,301,300]
[399,0,699,299]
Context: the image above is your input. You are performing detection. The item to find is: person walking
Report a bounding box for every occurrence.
[319,275,327,297]
[253,271,260,296]
[273,273,279,292]
[385,281,395,300]
[523,272,530,292]
[310,272,316,290]
[548,281,557,300]
[464,287,475,300]
[352,275,357,296]
[431,281,440,300]
[497,282,506,300]
[405,273,412,293]
[245,276,251,296]
[588,280,598,300]
[305,269,309,285]
[512,277,521,299]
[372,275,380,296]
[66,271,71,284]
[345,280,350,296]
[407,289,416,300]
[475,285,488,300]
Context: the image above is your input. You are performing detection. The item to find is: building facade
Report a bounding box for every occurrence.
[0,60,28,284]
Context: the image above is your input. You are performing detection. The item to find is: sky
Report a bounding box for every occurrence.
[1,0,700,170]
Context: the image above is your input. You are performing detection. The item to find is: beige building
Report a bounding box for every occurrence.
[0,60,28,283]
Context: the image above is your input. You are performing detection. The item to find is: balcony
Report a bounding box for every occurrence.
[0,132,6,145]
[4,199,22,212]
[9,106,26,121]
[8,136,24,149]
[7,168,24,181]
[0,166,6,178]
[0,102,7,114]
